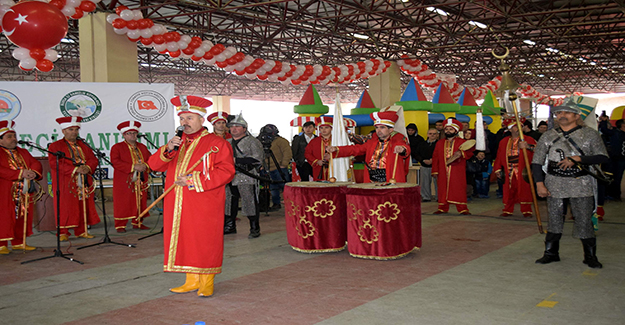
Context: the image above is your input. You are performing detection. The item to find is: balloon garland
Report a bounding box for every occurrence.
[0,1,571,104]
[0,0,101,72]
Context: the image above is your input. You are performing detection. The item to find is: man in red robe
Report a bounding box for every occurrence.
[493,118,536,217]
[111,121,152,232]
[48,116,100,241]
[148,95,235,298]
[207,111,231,139]
[305,116,333,181]
[327,112,410,183]
[432,118,473,215]
[0,120,43,253]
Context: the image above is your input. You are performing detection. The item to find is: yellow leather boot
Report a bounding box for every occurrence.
[0,246,9,255]
[12,244,37,251]
[169,273,200,293]
[197,274,215,297]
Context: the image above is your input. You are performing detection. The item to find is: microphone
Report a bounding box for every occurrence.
[174,126,185,151]
[77,136,84,141]
[137,133,146,138]
[17,140,30,146]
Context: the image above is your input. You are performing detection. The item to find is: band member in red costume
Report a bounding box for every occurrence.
[111,121,152,232]
[305,116,333,181]
[0,120,43,253]
[48,116,100,241]
[326,112,410,183]
[148,95,235,298]
[432,118,473,215]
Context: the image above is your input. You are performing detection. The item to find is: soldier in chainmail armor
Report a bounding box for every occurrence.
[224,114,265,238]
[532,101,609,268]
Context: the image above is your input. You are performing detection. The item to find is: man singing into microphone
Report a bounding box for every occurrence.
[148,95,234,298]
[111,121,152,233]
[0,120,43,254]
[48,116,100,241]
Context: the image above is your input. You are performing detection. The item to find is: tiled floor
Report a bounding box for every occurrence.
[1,193,623,325]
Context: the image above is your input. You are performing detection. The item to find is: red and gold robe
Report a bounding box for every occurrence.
[148,129,235,274]
[0,147,42,245]
[332,132,410,183]
[304,136,332,181]
[493,136,536,215]
[431,137,473,213]
[48,139,100,235]
[110,141,152,229]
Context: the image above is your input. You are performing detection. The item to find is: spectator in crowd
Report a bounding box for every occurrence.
[416,128,438,202]
[434,120,444,139]
[523,120,542,141]
[537,120,548,134]
[259,124,292,211]
[291,121,316,181]
[406,123,424,163]
[468,150,492,198]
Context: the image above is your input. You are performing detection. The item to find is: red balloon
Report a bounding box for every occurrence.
[244,66,256,74]
[71,8,84,19]
[115,6,129,16]
[36,59,54,72]
[216,61,228,68]
[138,19,150,30]
[152,35,165,44]
[112,18,126,29]
[291,79,301,85]
[126,20,138,30]
[191,36,202,43]
[191,55,201,62]
[235,70,245,76]
[49,0,66,10]
[203,52,213,60]
[140,37,153,46]
[182,47,194,55]
[79,1,96,13]
[226,57,237,65]
[172,32,181,42]
[164,33,174,42]
[29,48,46,60]
[127,36,140,42]
[2,1,69,50]
[169,50,181,58]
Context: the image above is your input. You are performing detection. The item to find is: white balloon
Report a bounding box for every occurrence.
[256,68,267,75]
[140,29,153,38]
[205,59,216,65]
[0,0,15,5]
[200,41,213,51]
[67,0,81,6]
[364,60,374,68]
[166,43,179,52]
[106,14,119,24]
[113,27,128,35]
[180,35,192,43]
[224,47,236,57]
[133,10,143,20]
[243,55,253,65]
[127,30,141,39]
[181,53,193,59]
[45,49,59,62]
[281,79,291,85]
[61,7,76,17]
[245,73,256,80]
[234,62,246,70]
[120,10,134,21]
[268,75,279,82]
[177,41,189,49]
[262,60,275,70]
[214,53,226,62]
[12,48,30,60]
[193,48,206,57]
[154,43,167,52]
[20,58,36,70]
[224,65,235,72]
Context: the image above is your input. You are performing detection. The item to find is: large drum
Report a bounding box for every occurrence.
[344,183,421,260]
[284,181,352,253]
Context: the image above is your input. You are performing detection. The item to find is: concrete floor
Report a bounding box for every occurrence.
[1,192,624,325]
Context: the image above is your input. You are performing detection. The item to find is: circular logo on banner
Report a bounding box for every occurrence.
[127,90,168,122]
[0,89,22,121]
[59,90,102,122]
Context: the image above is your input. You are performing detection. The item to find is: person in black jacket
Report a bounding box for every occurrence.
[406,123,424,163]
[415,128,438,201]
[291,121,316,182]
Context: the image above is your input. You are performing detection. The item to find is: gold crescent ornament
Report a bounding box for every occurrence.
[491,47,510,60]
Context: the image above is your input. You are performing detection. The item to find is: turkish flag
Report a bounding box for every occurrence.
[138,100,158,110]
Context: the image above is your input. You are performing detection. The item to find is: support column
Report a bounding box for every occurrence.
[368,62,401,108]
[212,96,231,113]
[79,12,139,82]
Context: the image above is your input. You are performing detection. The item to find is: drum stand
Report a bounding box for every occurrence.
[78,142,135,250]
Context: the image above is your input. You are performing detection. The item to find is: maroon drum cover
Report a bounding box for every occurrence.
[344,183,421,260]
[284,182,352,253]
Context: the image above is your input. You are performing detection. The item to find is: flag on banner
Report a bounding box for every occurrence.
[331,93,352,182]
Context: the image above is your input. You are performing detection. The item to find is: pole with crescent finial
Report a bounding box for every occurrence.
[492,48,544,234]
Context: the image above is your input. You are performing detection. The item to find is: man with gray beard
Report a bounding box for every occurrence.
[532,101,609,268]
[224,114,264,238]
